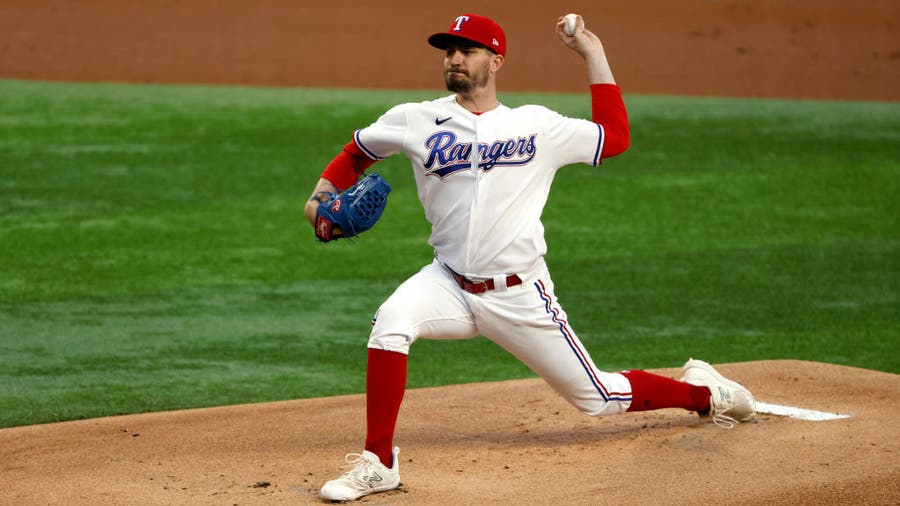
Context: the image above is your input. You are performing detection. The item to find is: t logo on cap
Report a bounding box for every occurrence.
[453,16,470,31]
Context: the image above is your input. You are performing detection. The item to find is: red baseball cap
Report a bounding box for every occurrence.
[427,14,506,57]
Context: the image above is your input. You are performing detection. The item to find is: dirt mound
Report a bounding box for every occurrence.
[2,360,898,505]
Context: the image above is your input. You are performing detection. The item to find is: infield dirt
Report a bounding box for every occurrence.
[2,361,898,505]
[1,1,898,505]
[1,0,898,100]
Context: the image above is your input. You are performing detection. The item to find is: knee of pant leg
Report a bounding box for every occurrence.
[567,394,630,417]
[567,371,633,416]
[569,397,606,417]
[368,332,414,355]
[368,303,416,355]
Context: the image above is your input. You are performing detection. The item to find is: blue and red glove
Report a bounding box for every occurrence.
[314,173,391,242]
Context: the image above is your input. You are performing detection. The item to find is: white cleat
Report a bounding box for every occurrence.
[681,358,756,429]
[320,447,401,502]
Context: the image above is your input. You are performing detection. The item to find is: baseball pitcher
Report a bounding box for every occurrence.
[304,13,757,502]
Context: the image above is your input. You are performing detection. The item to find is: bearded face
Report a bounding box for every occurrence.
[443,45,494,93]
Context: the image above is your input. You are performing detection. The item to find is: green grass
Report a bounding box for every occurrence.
[1,79,897,428]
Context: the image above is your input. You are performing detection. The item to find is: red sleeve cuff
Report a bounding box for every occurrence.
[320,141,377,191]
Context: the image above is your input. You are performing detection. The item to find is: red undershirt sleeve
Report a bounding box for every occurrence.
[320,141,377,192]
[591,83,631,160]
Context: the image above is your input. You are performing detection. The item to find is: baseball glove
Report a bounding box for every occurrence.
[314,173,391,242]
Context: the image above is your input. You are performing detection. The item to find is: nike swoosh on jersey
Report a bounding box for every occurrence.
[435,116,453,125]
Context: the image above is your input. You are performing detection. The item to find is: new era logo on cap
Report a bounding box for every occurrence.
[428,13,507,57]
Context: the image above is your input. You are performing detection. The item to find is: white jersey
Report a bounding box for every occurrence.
[354,95,604,278]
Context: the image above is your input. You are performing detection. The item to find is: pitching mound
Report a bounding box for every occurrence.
[2,360,897,505]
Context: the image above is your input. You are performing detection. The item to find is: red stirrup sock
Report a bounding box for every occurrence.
[621,369,711,413]
[364,348,407,467]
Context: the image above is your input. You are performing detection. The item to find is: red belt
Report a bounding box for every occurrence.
[446,267,522,294]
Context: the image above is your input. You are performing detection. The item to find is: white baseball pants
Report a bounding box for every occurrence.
[368,259,633,416]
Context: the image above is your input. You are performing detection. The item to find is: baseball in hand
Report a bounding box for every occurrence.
[563,13,579,36]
